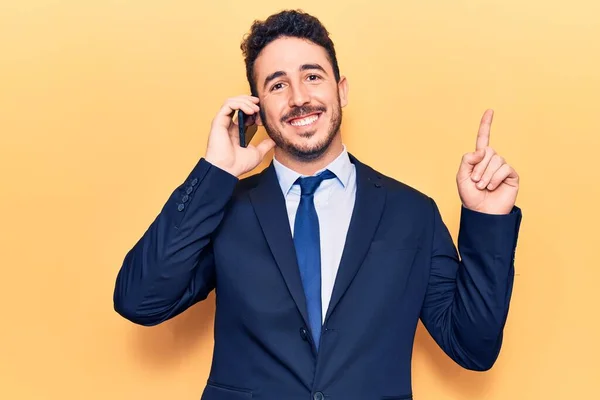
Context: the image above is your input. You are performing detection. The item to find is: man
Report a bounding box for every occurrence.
[113,9,522,400]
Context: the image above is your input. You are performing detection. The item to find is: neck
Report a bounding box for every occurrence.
[274,136,344,176]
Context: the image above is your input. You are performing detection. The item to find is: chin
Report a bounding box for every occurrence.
[264,107,342,161]
[286,131,337,161]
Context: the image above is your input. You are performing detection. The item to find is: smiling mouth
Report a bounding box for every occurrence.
[288,113,321,127]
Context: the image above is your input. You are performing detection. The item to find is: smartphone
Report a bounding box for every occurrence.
[238,110,259,148]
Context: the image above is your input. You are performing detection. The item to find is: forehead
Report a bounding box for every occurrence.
[253,36,332,79]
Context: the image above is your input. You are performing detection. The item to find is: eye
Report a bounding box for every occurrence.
[270,82,285,92]
[307,74,321,81]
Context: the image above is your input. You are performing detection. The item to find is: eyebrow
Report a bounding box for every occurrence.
[263,63,328,90]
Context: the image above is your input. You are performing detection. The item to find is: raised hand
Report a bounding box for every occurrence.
[456,109,519,215]
[204,95,275,177]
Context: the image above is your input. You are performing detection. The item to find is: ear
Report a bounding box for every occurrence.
[338,76,349,108]
[255,111,263,126]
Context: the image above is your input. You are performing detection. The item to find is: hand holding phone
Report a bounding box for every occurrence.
[204,95,274,178]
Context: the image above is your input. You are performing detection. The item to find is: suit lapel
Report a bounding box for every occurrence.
[248,163,310,329]
[248,154,386,329]
[324,154,386,323]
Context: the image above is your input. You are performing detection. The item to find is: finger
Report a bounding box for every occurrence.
[227,118,242,143]
[237,96,261,113]
[486,164,519,190]
[476,109,494,150]
[476,154,505,189]
[229,125,241,145]
[471,147,495,182]
[253,138,276,158]
[227,99,260,118]
[235,95,261,115]
[228,95,260,109]
[457,148,485,182]
[238,95,260,104]
[217,97,260,119]
[215,100,260,130]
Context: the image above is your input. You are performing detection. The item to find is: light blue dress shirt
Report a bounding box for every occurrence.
[272,145,357,322]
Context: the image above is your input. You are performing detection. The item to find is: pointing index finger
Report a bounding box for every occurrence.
[476,109,494,150]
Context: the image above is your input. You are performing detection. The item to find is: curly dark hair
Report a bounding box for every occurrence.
[240,9,341,96]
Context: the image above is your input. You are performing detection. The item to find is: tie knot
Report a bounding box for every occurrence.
[296,169,336,197]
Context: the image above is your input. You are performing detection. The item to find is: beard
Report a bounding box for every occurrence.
[260,95,342,161]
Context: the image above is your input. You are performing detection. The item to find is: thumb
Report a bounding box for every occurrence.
[255,138,276,159]
[457,148,485,179]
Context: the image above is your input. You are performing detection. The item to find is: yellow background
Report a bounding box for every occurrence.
[1,0,599,399]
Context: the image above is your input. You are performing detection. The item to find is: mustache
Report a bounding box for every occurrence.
[281,105,326,122]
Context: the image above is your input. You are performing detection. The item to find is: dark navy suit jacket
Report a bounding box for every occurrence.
[113,153,522,400]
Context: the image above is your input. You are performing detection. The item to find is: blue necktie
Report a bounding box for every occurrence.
[293,169,336,350]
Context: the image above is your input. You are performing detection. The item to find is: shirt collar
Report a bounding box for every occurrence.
[273,145,353,196]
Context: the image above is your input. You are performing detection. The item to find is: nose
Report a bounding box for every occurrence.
[288,82,310,108]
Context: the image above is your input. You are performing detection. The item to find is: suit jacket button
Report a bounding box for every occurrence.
[313,392,324,400]
[177,204,185,212]
[191,178,198,186]
[299,327,308,341]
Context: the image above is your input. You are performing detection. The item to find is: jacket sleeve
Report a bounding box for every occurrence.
[419,198,522,371]
[113,158,238,326]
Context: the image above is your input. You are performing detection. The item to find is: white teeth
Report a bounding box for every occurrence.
[290,114,319,126]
